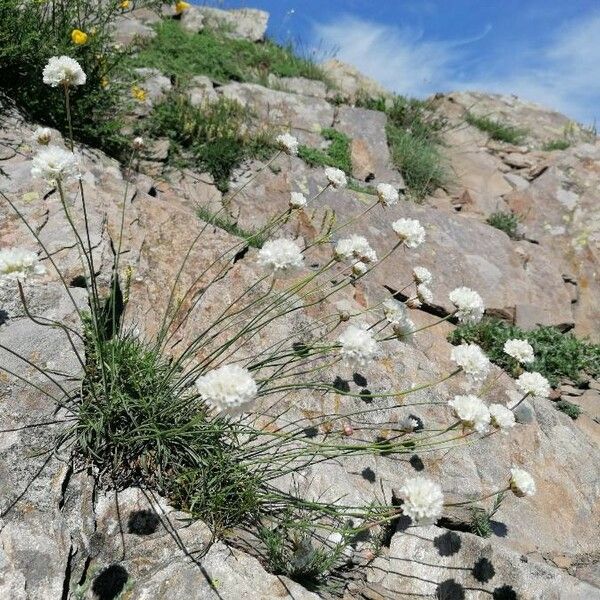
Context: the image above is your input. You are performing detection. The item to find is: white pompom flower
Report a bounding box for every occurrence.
[31,145,80,184]
[383,298,406,325]
[449,394,490,433]
[516,371,550,398]
[399,477,444,522]
[399,416,418,432]
[489,404,516,432]
[392,218,425,248]
[42,56,86,87]
[352,261,368,276]
[0,248,46,283]
[412,266,432,285]
[195,364,258,409]
[325,166,347,189]
[510,467,536,497]
[448,287,485,324]
[416,284,433,305]
[450,343,490,384]
[33,127,52,146]
[334,235,377,263]
[503,339,535,364]
[257,238,304,275]
[338,323,377,368]
[275,132,299,155]
[376,182,399,206]
[133,137,145,150]
[289,191,307,208]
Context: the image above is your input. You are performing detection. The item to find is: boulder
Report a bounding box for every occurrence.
[195,7,268,42]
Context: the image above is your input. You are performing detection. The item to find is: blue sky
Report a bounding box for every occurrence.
[204,1,600,124]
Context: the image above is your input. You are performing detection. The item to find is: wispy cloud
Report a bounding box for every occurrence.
[314,13,600,123]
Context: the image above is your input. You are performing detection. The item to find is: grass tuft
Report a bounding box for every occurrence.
[197,205,267,248]
[555,399,582,420]
[298,128,352,174]
[466,112,528,144]
[486,211,520,239]
[448,318,600,387]
[542,138,571,151]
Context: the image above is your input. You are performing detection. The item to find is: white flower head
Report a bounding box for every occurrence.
[392,218,425,248]
[504,339,535,364]
[510,467,536,497]
[338,323,377,368]
[275,132,299,155]
[449,287,485,324]
[383,298,406,325]
[489,403,516,432]
[42,56,86,87]
[133,136,145,150]
[0,248,46,282]
[450,343,490,385]
[393,317,415,339]
[449,394,491,433]
[412,266,432,285]
[31,145,79,183]
[399,416,418,432]
[516,371,550,398]
[334,235,377,263]
[289,191,307,209]
[376,182,399,206]
[416,284,433,305]
[195,364,258,409]
[399,477,444,522]
[33,127,52,146]
[257,238,304,274]
[325,166,347,189]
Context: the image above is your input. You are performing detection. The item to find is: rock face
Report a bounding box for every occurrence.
[321,58,390,102]
[1,6,600,599]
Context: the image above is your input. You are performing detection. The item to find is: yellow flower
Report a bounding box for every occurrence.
[175,1,190,14]
[119,0,130,9]
[71,29,88,45]
[131,85,147,102]
[100,76,109,89]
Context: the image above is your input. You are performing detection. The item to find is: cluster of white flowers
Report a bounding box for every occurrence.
[448,286,485,324]
[376,183,399,206]
[352,261,368,276]
[334,235,377,263]
[31,145,79,183]
[338,323,377,367]
[489,403,516,432]
[516,371,550,398]
[510,467,536,497]
[195,364,258,409]
[133,136,145,150]
[450,343,490,384]
[289,191,307,209]
[325,167,347,189]
[275,133,299,155]
[412,266,432,285]
[399,476,444,522]
[382,298,415,338]
[416,283,433,305]
[392,218,425,248]
[449,394,491,433]
[257,238,304,274]
[33,127,52,146]
[504,339,535,364]
[399,416,418,432]
[43,56,86,87]
[0,248,46,282]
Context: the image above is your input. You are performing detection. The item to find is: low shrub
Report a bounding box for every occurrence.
[486,211,520,239]
[466,113,527,144]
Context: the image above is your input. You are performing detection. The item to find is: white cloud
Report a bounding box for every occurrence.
[313,13,600,123]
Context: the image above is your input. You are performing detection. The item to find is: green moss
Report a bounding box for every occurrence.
[126,20,328,85]
[555,399,582,420]
[466,113,527,144]
[448,318,600,387]
[486,211,520,239]
[297,128,352,173]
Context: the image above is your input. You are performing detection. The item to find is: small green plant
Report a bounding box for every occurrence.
[298,128,352,174]
[466,113,527,144]
[357,95,447,200]
[144,94,273,191]
[126,20,328,85]
[449,318,600,387]
[347,181,378,196]
[470,492,504,538]
[555,399,582,420]
[197,205,267,248]
[543,138,570,151]
[486,211,520,239]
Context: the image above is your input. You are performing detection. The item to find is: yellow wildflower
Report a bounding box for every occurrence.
[71,29,88,45]
[175,1,190,14]
[119,0,130,9]
[131,86,147,102]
